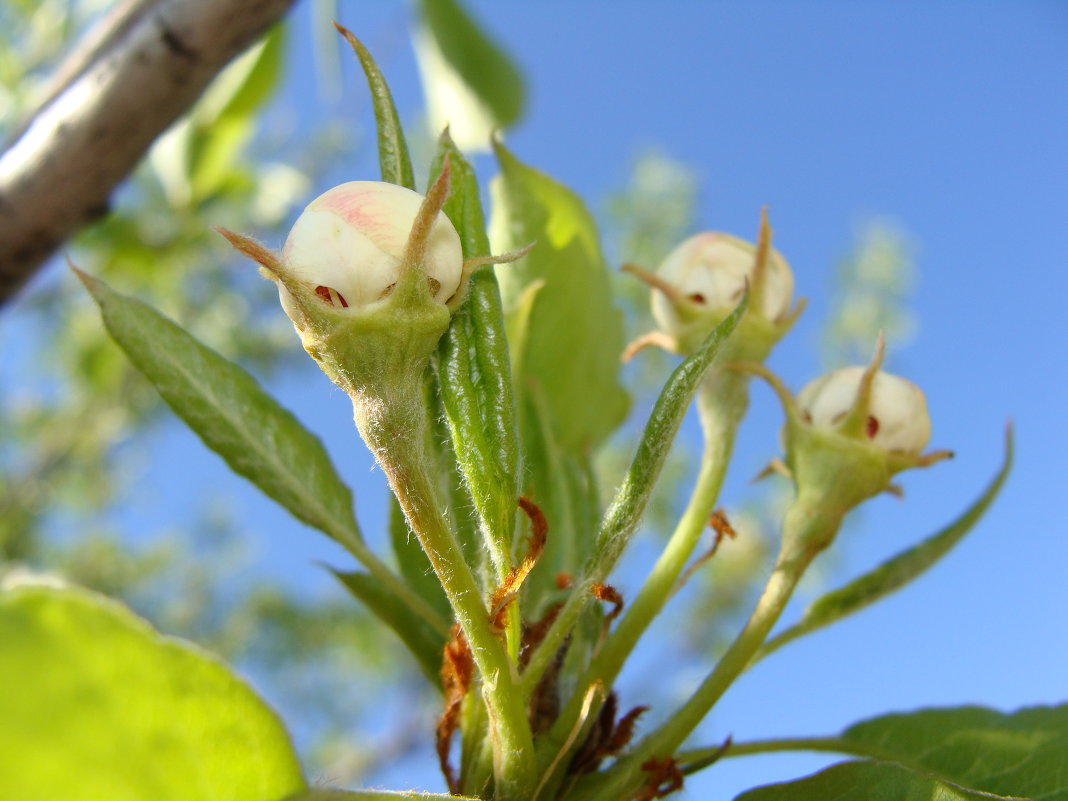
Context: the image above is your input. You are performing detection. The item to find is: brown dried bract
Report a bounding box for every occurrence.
[489,496,548,631]
[436,624,474,794]
[592,581,624,623]
[606,704,649,755]
[568,693,650,776]
[522,602,567,734]
[634,756,684,800]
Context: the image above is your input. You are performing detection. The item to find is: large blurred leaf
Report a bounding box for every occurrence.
[285,791,477,800]
[490,142,629,455]
[0,583,305,801]
[734,705,1068,801]
[76,270,364,553]
[414,0,524,150]
[735,760,1018,801]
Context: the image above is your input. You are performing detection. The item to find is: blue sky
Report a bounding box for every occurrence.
[16,1,1067,798]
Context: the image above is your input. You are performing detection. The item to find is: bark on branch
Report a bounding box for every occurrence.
[0,0,297,306]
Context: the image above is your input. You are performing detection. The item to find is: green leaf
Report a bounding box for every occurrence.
[490,141,629,454]
[0,583,305,801]
[335,24,415,190]
[432,133,520,567]
[843,705,1068,801]
[415,0,525,147]
[735,760,1021,801]
[729,704,1067,801]
[75,269,363,553]
[285,790,478,800]
[595,295,748,569]
[760,426,1013,659]
[332,570,445,685]
[389,495,451,624]
[190,25,286,200]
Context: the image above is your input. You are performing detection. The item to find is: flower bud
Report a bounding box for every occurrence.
[796,366,931,454]
[623,213,801,363]
[279,181,462,324]
[735,337,951,557]
[651,231,794,341]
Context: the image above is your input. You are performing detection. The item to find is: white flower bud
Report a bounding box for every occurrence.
[651,232,794,339]
[796,366,931,454]
[280,181,463,317]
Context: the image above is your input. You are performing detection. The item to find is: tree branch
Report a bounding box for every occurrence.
[0,0,297,306]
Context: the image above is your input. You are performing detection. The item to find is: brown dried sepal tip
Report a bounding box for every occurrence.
[708,508,737,551]
[489,496,548,631]
[636,756,684,801]
[436,625,474,794]
[591,582,624,624]
[555,572,574,590]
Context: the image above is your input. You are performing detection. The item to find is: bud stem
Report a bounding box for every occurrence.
[579,489,838,801]
[531,372,751,786]
[352,378,536,797]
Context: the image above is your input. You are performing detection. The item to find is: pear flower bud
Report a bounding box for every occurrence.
[651,231,794,341]
[796,367,931,454]
[279,181,463,323]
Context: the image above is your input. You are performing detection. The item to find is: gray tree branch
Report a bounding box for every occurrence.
[0,0,297,306]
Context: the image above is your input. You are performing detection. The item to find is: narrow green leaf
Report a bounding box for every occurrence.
[335,24,415,189]
[490,141,630,455]
[190,25,286,200]
[432,132,520,567]
[735,760,1022,801]
[842,705,1068,801]
[286,790,479,800]
[595,296,748,567]
[76,270,363,553]
[389,495,451,623]
[0,583,305,801]
[415,0,525,130]
[332,571,445,685]
[519,298,746,689]
[761,426,1013,659]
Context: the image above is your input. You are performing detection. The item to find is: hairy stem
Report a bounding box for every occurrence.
[354,381,536,798]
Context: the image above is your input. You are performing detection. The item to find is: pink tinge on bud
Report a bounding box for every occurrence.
[279,181,463,315]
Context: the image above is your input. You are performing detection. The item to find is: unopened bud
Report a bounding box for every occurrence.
[651,232,794,340]
[280,181,462,324]
[796,367,931,455]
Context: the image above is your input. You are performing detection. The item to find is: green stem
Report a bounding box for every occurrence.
[355,383,536,799]
[532,375,748,782]
[581,491,840,801]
